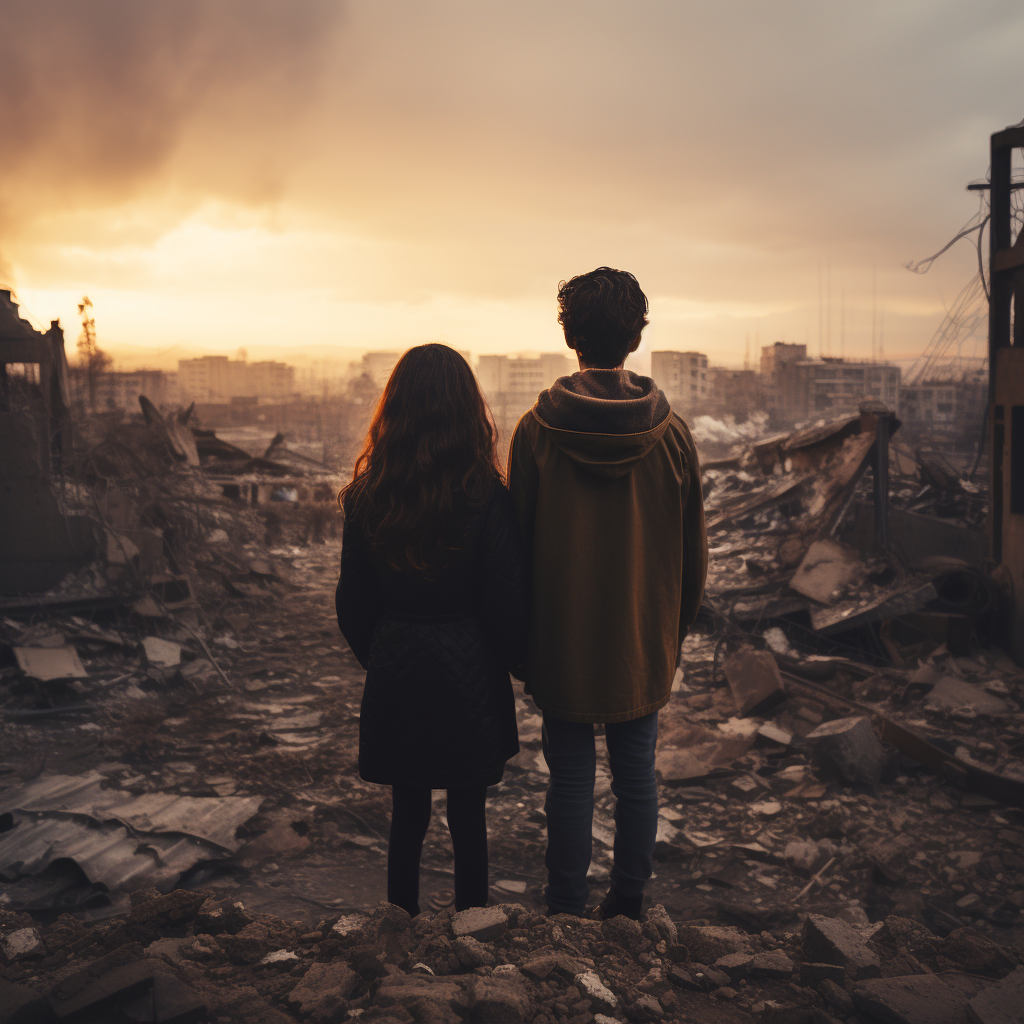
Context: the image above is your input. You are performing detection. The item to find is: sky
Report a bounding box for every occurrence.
[1,0,1021,371]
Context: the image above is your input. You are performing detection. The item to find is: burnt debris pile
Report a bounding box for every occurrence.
[3,890,1024,1023]
[4,381,1024,1023]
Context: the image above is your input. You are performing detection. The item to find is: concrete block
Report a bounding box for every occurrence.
[451,906,507,942]
[806,715,885,788]
[852,974,970,1024]
[802,914,881,979]
[467,975,534,1023]
[287,962,357,1021]
[723,647,787,717]
[575,971,618,1012]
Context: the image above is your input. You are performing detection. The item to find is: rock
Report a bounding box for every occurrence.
[375,975,468,1017]
[643,904,678,946]
[631,993,665,1019]
[749,950,795,978]
[786,840,825,873]
[194,897,252,936]
[723,646,787,716]
[667,966,701,991]
[467,975,534,1023]
[330,913,369,946]
[938,929,1018,978]
[803,914,881,979]
[800,963,846,988]
[121,890,209,943]
[575,971,618,1012]
[220,923,274,965]
[968,966,1024,1024]
[692,964,731,990]
[178,934,223,964]
[714,953,753,981]
[371,902,413,936]
[925,678,1008,716]
[852,974,970,1024]
[48,960,154,1021]
[601,915,648,954]
[451,906,507,942]
[806,716,885,788]
[454,936,496,969]
[1,928,44,961]
[142,636,182,667]
[287,961,358,1022]
[818,979,855,1017]
[872,916,941,962]
[258,949,299,966]
[677,924,754,962]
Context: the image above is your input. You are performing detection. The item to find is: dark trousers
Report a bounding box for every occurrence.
[388,785,489,916]
[541,711,659,916]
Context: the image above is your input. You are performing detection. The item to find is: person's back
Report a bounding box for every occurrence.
[507,267,707,919]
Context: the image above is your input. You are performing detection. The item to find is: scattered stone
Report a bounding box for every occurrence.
[194,897,252,936]
[375,975,468,1017]
[467,974,534,1023]
[643,904,678,946]
[220,922,275,965]
[723,646,787,717]
[714,952,753,981]
[601,915,647,955]
[968,965,1024,1024]
[852,974,970,1024]
[142,636,182,667]
[818,979,855,1017]
[667,966,701,991]
[287,961,358,1022]
[749,950,795,978]
[451,906,508,943]
[806,715,886,788]
[258,949,299,966]
[802,915,881,979]
[938,929,1018,978]
[454,936,496,969]
[1,927,44,961]
[631,993,665,1019]
[330,914,369,945]
[575,971,618,1012]
[677,924,753,962]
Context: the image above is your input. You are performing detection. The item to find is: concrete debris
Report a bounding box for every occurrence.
[12,645,87,681]
[968,966,1024,1024]
[805,715,886,788]
[852,974,971,1024]
[723,646,787,716]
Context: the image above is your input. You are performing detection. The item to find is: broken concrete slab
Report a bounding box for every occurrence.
[790,539,867,604]
[723,646,787,717]
[13,646,86,681]
[452,906,508,942]
[575,971,618,1012]
[802,914,881,979]
[142,637,182,668]
[48,959,154,1020]
[925,678,1009,716]
[806,715,885,788]
[968,966,1024,1024]
[121,973,207,1024]
[852,973,970,1024]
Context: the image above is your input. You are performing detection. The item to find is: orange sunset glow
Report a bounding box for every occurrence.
[1,1,1021,369]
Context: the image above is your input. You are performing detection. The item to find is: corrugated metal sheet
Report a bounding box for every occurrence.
[0,772,262,852]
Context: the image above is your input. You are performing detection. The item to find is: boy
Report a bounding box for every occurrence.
[507,267,707,919]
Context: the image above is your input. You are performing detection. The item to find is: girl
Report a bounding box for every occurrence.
[336,343,527,916]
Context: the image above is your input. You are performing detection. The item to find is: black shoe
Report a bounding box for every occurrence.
[590,886,643,921]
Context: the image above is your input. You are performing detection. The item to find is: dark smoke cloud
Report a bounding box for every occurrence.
[0,0,345,233]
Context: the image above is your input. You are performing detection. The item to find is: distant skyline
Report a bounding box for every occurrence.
[2,1,1020,367]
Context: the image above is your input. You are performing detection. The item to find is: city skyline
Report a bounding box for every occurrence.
[2,2,1020,367]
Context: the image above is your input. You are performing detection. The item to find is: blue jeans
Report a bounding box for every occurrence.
[541,711,659,916]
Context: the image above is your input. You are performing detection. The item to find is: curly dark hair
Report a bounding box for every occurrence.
[556,267,649,368]
[340,344,501,573]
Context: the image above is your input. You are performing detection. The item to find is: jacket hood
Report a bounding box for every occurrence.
[533,369,673,478]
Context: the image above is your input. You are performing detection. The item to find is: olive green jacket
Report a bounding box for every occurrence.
[507,372,708,723]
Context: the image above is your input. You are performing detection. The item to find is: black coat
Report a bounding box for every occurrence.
[336,484,527,788]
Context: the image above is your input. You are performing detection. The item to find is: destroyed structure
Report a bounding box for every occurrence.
[3,127,1024,1024]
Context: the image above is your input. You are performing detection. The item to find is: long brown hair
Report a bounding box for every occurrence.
[340,344,501,572]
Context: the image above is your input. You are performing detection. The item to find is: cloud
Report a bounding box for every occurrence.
[0,0,346,237]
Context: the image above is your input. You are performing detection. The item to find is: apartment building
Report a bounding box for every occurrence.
[650,350,710,415]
